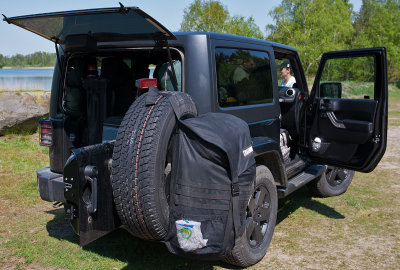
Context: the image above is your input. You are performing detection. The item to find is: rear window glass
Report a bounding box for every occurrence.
[9,8,172,43]
[216,48,273,107]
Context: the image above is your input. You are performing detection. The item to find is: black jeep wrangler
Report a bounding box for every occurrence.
[5,5,388,267]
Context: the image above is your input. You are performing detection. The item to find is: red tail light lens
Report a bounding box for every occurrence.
[39,120,53,147]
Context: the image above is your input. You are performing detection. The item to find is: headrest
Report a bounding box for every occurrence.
[101,57,132,85]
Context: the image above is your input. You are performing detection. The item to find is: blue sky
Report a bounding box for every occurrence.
[0,0,362,56]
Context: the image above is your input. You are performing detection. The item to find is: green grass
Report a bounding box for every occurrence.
[0,90,48,93]
[341,81,375,98]
[0,134,48,204]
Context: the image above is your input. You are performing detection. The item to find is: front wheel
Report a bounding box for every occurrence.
[224,165,278,267]
[307,166,355,197]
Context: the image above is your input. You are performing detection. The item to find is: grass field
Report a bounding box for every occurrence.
[0,92,399,269]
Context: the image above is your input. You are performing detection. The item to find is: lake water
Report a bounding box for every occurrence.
[0,68,156,91]
[0,68,54,91]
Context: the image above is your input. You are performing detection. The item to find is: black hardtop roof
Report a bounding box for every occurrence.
[173,31,297,52]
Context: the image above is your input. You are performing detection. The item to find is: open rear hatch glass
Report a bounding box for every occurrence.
[3,6,176,43]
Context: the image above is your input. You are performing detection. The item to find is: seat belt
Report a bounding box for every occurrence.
[166,40,179,90]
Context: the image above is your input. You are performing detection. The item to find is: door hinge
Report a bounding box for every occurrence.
[372,135,381,143]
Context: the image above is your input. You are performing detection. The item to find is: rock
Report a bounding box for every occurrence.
[0,91,50,135]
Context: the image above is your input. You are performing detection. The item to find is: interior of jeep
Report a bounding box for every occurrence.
[275,53,307,175]
[62,48,182,148]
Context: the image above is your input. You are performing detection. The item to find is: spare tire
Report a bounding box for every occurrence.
[111,91,197,240]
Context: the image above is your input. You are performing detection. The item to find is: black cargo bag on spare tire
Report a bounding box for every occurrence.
[165,110,256,259]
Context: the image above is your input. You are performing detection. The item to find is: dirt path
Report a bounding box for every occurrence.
[379,125,400,174]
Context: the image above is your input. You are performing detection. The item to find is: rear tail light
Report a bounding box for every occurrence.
[39,120,53,147]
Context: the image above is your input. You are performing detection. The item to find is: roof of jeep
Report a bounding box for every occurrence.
[173,31,297,52]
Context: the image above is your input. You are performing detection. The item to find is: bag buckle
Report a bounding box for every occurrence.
[231,183,240,197]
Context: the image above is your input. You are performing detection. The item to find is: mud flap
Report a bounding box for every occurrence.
[63,141,120,246]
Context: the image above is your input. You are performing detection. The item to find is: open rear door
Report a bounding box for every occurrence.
[307,48,388,172]
[3,5,175,44]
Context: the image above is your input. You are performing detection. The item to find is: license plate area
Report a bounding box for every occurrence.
[63,141,120,246]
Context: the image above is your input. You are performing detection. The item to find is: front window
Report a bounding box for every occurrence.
[320,56,375,99]
[215,48,273,108]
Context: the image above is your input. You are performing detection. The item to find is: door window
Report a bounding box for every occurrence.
[319,56,375,99]
[275,58,297,88]
[215,48,273,107]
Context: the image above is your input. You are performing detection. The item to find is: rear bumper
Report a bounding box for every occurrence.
[37,167,65,203]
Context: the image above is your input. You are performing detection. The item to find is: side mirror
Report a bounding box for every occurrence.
[320,82,342,98]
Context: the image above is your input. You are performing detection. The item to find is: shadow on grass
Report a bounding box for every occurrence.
[45,187,344,269]
[45,209,231,270]
[277,186,345,225]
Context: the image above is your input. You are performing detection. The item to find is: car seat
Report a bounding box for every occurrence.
[101,57,136,116]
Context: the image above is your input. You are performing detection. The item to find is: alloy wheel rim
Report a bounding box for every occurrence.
[245,185,271,248]
[326,167,349,187]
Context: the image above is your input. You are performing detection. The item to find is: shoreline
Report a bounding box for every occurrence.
[0,66,54,69]
[0,89,49,92]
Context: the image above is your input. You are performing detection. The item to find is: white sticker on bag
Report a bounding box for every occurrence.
[176,220,208,251]
[243,145,253,157]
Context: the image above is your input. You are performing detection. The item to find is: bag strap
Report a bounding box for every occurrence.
[174,196,230,211]
[231,177,240,238]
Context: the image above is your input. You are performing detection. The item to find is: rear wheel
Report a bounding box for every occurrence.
[307,166,354,197]
[224,165,277,267]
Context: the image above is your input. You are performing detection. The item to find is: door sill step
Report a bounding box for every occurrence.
[278,165,327,198]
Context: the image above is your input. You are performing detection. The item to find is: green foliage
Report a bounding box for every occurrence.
[0,51,56,68]
[180,0,263,39]
[321,56,375,82]
[267,0,354,77]
[266,0,400,82]
[352,0,400,81]
[180,0,229,32]
[225,15,264,39]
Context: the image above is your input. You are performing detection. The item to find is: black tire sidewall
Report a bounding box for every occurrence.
[243,166,277,262]
[227,165,277,266]
[318,168,354,196]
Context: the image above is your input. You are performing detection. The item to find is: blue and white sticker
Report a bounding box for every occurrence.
[176,220,208,251]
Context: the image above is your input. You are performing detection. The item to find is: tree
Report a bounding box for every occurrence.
[180,0,229,32]
[267,0,354,77]
[353,0,400,81]
[180,0,263,39]
[0,52,56,68]
[226,16,264,40]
